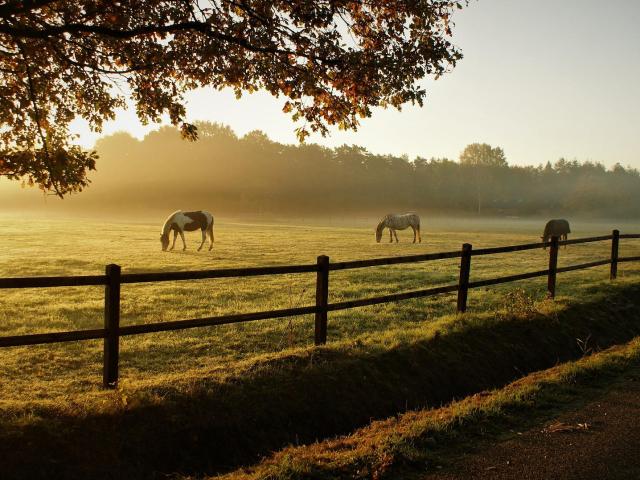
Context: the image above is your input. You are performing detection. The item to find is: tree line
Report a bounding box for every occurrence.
[4,121,638,218]
[59,122,634,218]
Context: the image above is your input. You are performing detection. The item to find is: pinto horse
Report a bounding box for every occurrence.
[160,210,214,251]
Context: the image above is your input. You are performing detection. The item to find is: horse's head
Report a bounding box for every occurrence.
[375,222,384,243]
[160,233,170,251]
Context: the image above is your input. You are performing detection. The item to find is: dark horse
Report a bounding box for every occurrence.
[541,219,570,249]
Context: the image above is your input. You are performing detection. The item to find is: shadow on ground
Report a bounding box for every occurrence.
[3,284,640,480]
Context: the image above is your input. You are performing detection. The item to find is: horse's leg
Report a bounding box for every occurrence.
[389,229,393,243]
[411,226,416,243]
[208,224,214,250]
[394,230,399,243]
[418,226,422,243]
[179,230,187,250]
[197,229,206,251]
[170,230,177,250]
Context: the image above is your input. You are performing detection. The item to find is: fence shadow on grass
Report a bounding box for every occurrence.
[2,283,640,480]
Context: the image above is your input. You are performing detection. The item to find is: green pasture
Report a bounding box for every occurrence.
[1,214,639,407]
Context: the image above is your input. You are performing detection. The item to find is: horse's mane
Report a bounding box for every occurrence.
[161,210,182,235]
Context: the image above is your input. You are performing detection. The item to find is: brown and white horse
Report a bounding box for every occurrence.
[160,210,214,251]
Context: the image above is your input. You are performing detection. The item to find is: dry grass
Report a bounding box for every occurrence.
[1,215,639,406]
[1,214,640,479]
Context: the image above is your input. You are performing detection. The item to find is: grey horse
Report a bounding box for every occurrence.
[375,213,421,243]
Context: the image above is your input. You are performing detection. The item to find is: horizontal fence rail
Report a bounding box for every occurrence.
[121,264,319,284]
[0,275,107,289]
[559,234,613,246]
[1,229,639,388]
[0,328,107,348]
[471,241,549,256]
[619,256,640,263]
[327,285,460,311]
[329,250,462,270]
[119,306,319,336]
[556,259,613,273]
[468,269,550,289]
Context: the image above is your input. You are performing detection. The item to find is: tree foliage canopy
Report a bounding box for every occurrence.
[459,143,507,167]
[0,0,467,196]
[458,142,508,213]
[6,124,636,219]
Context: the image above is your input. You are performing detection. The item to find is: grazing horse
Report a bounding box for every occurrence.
[160,210,214,251]
[376,213,422,243]
[541,219,570,249]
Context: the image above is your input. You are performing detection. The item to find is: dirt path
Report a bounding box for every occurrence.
[423,371,640,480]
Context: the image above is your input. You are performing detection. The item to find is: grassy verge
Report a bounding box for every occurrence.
[2,282,640,479]
[213,337,640,480]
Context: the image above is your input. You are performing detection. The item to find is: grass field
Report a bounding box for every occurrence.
[2,213,640,479]
[1,214,640,406]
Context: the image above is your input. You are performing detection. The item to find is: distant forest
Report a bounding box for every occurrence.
[5,122,640,218]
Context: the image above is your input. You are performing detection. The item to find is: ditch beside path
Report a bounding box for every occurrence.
[423,370,640,480]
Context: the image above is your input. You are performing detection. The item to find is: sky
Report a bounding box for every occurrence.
[70,0,640,169]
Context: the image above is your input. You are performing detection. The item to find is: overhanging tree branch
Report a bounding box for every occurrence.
[1,0,467,196]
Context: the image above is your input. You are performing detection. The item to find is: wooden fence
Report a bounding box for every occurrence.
[1,230,639,388]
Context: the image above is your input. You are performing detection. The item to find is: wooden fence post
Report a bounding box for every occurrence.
[547,236,559,298]
[103,264,121,388]
[315,255,329,345]
[610,229,620,280]
[457,243,472,313]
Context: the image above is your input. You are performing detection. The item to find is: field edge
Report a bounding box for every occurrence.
[214,336,640,480]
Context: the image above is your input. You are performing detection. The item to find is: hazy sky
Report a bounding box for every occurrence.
[70,0,640,168]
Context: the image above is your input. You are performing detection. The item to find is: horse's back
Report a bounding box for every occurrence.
[401,212,420,227]
[182,210,213,231]
[381,212,420,230]
[544,219,570,236]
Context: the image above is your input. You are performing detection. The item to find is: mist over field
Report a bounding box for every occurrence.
[2,122,639,221]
